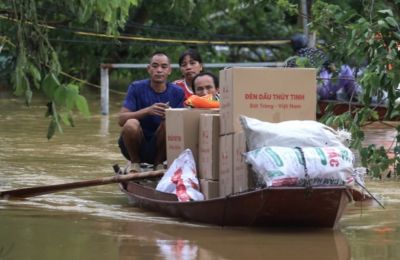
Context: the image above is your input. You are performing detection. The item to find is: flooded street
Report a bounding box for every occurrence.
[1,93,400,259]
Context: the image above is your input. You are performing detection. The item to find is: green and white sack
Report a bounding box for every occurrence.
[244,146,354,187]
[239,115,350,150]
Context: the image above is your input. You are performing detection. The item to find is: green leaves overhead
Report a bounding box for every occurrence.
[75,94,90,118]
[3,0,400,167]
[385,16,398,28]
[3,0,139,138]
[44,84,90,139]
[312,1,400,177]
[42,73,60,99]
[378,9,393,17]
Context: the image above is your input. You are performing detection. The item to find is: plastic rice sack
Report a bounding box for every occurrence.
[156,149,204,202]
[244,146,354,187]
[239,115,350,150]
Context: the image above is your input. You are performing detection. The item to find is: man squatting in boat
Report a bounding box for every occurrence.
[118,51,185,173]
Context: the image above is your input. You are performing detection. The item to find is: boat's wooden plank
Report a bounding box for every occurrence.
[121,182,350,228]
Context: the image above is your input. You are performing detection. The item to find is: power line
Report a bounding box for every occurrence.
[0,15,290,46]
[48,38,183,46]
[123,21,264,40]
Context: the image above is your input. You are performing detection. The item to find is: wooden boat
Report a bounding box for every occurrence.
[317,100,389,120]
[118,179,353,229]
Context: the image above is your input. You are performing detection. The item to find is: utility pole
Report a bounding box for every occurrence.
[301,0,308,36]
[301,0,316,47]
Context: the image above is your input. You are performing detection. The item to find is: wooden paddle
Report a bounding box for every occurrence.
[0,165,164,200]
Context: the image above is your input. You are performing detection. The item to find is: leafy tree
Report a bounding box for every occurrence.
[2,0,399,180]
[0,0,138,138]
[1,0,298,140]
[310,0,400,177]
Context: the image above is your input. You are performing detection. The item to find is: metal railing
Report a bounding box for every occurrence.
[100,62,284,115]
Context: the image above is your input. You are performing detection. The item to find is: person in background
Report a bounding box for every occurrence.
[118,51,184,173]
[286,33,362,101]
[174,49,204,100]
[285,33,330,69]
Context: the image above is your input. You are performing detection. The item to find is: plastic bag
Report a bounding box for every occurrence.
[239,115,350,150]
[244,146,354,187]
[156,149,204,202]
[185,94,220,108]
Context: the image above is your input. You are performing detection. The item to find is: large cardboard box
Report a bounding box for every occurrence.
[219,134,233,196]
[233,132,249,193]
[199,179,219,199]
[166,108,218,166]
[219,67,316,135]
[198,114,220,180]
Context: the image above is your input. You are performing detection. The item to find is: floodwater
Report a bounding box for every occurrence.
[1,92,400,260]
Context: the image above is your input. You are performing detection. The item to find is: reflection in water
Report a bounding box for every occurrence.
[341,181,400,259]
[113,221,351,260]
[99,115,110,136]
[0,244,13,260]
[1,94,400,259]
[157,239,198,260]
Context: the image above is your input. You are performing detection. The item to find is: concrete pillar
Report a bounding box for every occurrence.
[100,66,109,115]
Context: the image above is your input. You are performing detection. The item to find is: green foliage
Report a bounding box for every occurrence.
[2,0,399,181]
[1,0,139,138]
[2,0,300,109]
[312,0,400,177]
[360,144,392,178]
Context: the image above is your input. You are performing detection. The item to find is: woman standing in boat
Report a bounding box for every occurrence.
[173,49,204,100]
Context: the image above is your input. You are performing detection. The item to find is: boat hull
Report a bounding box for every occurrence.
[121,182,351,229]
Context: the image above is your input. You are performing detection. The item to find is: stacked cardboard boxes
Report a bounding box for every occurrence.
[198,114,220,180]
[219,67,317,134]
[166,67,317,199]
[198,114,252,198]
[218,67,317,196]
[198,114,221,199]
[166,108,218,167]
[166,109,220,200]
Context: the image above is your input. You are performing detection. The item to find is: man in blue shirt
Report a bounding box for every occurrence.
[118,51,185,173]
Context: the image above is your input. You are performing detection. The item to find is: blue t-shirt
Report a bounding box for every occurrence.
[123,79,184,139]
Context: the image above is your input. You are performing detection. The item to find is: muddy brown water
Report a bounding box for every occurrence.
[1,94,400,260]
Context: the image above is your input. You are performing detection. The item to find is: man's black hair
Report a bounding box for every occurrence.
[290,33,308,52]
[178,49,203,67]
[149,51,171,64]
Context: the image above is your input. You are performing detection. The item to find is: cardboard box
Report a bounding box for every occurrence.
[217,132,250,196]
[198,114,220,180]
[166,108,218,166]
[233,132,249,193]
[200,179,219,199]
[219,67,317,135]
[219,134,233,196]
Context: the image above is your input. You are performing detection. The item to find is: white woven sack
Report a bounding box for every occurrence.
[239,115,349,151]
[244,146,355,187]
